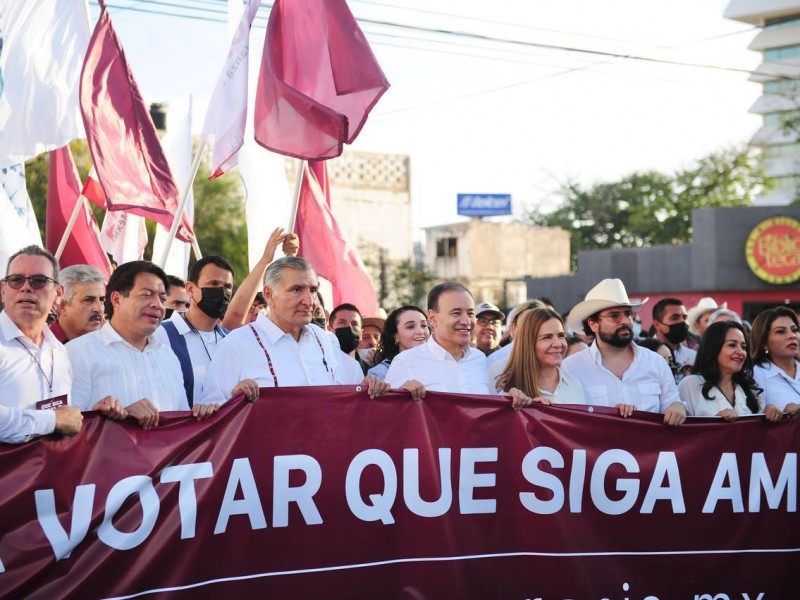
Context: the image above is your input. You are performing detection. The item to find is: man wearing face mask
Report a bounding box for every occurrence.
[651,297,696,381]
[329,302,370,381]
[164,275,191,320]
[153,256,235,407]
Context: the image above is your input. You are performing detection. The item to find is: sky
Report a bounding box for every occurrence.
[91,0,764,232]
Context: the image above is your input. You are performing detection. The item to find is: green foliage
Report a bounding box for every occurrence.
[526,146,771,265]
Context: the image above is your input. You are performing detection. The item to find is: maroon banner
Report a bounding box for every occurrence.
[0,388,797,599]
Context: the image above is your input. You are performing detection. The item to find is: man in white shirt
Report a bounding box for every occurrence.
[197,256,388,405]
[154,256,235,406]
[386,282,520,401]
[487,299,546,385]
[562,278,687,426]
[0,246,84,442]
[68,261,218,430]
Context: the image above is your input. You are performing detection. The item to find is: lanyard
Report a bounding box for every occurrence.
[16,340,54,393]
[181,313,226,361]
[249,324,330,387]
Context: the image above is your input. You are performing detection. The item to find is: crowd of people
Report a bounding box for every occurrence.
[1,235,798,444]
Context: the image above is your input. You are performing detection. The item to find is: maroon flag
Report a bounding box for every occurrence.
[45,146,111,278]
[254,0,390,160]
[79,1,194,242]
[296,161,378,314]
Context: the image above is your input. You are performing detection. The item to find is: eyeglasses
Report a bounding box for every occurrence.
[596,310,633,322]
[3,275,58,290]
[477,317,502,326]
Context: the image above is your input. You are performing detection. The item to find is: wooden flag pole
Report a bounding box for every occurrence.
[288,158,306,233]
[157,139,206,268]
[54,194,89,262]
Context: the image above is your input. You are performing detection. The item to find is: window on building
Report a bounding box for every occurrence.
[765,16,800,29]
[764,110,800,127]
[436,237,458,258]
[771,175,800,190]
[765,45,800,61]
[764,80,800,95]
[765,142,800,159]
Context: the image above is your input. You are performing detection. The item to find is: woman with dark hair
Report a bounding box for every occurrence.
[496,307,585,405]
[678,321,763,421]
[368,306,430,380]
[750,306,800,421]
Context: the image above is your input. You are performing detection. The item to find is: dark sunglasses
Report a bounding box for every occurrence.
[3,275,58,290]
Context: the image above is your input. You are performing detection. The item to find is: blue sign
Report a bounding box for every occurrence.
[457,194,512,217]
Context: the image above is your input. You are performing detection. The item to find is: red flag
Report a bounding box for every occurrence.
[45,146,111,278]
[296,161,377,315]
[81,167,107,209]
[254,0,390,160]
[79,2,194,242]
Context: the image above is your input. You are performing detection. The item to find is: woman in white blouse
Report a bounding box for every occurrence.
[678,321,764,421]
[750,306,800,421]
[496,308,585,407]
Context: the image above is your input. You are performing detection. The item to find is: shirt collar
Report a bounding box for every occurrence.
[100,321,159,351]
[428,335,471,362]
[761,360,800,381]
[259,312,312,345]
[587,340,639,363]
[0,310,59,348]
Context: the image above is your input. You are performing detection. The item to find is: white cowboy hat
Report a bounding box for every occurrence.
[566,278,648,332]
[687,297,727,332]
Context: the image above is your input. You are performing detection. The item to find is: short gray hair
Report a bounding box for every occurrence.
[6,245,59,282]
[708,308,742,326]
[60,265,106,303]
[264,256,315,288]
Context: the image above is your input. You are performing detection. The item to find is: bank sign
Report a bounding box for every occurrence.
[457,193,512,217]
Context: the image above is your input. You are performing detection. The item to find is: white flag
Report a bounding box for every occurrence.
[201,0,262,178]
[0,0,90,168]
[0,187,40,278]
[0,163,43,247]
[153,100,194,277]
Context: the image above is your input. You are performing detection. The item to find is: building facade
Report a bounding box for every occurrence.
[424,219,571,305]
[726,0,800,204]
[524,206,800,328]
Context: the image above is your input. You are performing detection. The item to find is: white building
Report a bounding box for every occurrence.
[726,0,800,204]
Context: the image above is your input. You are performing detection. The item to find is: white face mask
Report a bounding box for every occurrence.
[357,348,375,364]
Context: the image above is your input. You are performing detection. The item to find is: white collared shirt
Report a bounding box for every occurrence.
[678,374,763,417]
[487,341,513,386]
[540,368,586,404]
[152,311,224,401]
[66,322,188,412]
[0,311,69,439]
[384,335,495,395]
[562,343,683,413]
[753,361,800,411]
[197,314,339,405]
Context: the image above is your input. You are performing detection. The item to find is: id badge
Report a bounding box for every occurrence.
[36,394,68,410]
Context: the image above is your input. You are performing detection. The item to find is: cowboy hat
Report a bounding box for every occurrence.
[566,278,648,332]
[687,297,727,333]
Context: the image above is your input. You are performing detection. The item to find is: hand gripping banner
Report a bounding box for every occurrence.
[0,388,797,599]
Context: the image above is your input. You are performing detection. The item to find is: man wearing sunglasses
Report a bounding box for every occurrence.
[0,246,84,442]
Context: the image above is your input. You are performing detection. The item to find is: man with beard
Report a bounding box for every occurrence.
[562,279,686,426]
[50,265,106,343]
[652,297,696,379]
[153,256,235,407]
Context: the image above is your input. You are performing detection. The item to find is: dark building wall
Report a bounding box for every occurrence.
[525,206,800,315]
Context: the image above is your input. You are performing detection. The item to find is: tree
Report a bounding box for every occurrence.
[359,241,437,311]
[526,146,771,265]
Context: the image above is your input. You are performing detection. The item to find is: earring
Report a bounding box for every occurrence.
[765,348,769,355]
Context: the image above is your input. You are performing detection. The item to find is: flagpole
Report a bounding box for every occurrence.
[288,159,306,233]
[54,194,88,261]
[157,139,206,268]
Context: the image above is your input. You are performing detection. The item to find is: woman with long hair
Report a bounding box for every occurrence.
[368,306,430,380]
[750,306,800,421]
[496,308,585,405]
[678,321,763,421]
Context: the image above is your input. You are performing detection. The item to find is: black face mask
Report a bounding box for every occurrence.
[664,322,689,345]
[164,308,186,321]
[312,317,327,329]
[335,326,360,354]
[197,287,232,320]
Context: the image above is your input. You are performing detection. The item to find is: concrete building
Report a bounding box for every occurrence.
[286,150,413,262]
[524,206,800,329]
[424,220,571,306]
[726,0,800,204]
